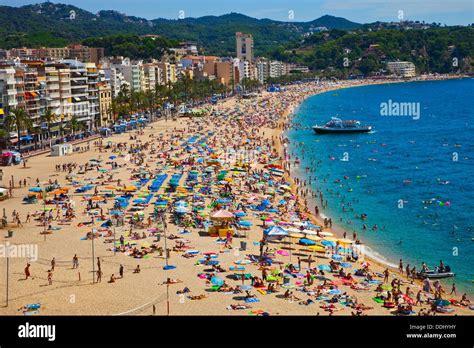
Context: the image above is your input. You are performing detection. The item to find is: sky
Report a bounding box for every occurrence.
[1,0,473,25]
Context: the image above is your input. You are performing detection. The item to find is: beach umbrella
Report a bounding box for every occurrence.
[324,237,339,243]
[318,264,331,271]
[240,285,253,291]
[211,276,224,286]
[321,240,337,247]
[289,232,305,239]
[238,220,253,227]
[331,254,343,261]
[299,238,316,246]
[434,299,451,307]
[319,231,334,237]
[109,155,117,160]
[308,245,326,253]
[305,235,322,242]
[338,238,354,245]
[28,187,42,192]
[234,211,247,217]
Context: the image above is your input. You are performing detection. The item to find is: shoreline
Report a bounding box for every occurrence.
[271,76,471,295]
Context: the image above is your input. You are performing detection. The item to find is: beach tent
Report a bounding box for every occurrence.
[263,226,288,241]
[210,210,234,221]
[51,144,73,157]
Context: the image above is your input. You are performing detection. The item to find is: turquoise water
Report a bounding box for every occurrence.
[287,79,474,294]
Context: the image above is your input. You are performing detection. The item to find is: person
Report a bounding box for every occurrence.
[297,257,301,271]
[133,265,141,273]
[51,257,56,272]
[24,263,31,280]
[383,268,390,283]
[109,274,116,283]
[47,269,53,285]
[97,269,102,283]
[439,260,445,272]
[97,257,101,271]
[398,259,403,273]
[451,283,457,295]
[461,293,470,305]
[308,254,313,269]
[119,264,124,278]
[416,290,423,306]
[72,254,79,269]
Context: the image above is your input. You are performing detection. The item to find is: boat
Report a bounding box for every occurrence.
[417,266,455,279]
[313,117,372,134]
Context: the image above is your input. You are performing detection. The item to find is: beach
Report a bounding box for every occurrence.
[0,76,471,316]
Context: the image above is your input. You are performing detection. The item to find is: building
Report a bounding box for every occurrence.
[142,63,163,91]
[61,60,94,129]
[100,66,128,97]
[387,61,416,77]
[236,32,254,63]
[98,82,112,127]
[157,62,177,85]
[38,45,104,64]
[0,67,18,114]
[85,63,100,128]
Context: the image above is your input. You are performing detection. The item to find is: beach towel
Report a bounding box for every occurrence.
[372,297,384,303]
[257,289,267,295]
[245,298,260,303]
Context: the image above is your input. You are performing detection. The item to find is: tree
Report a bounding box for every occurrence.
[68,116,85,136]
[41,108,59,139]
[3,107,32,152]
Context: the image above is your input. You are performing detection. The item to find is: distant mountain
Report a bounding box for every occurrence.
[0,2,362,55]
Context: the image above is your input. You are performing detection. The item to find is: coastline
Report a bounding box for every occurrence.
[270,75,470,294]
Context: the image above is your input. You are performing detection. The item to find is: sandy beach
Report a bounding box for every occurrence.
[0,77,471,316]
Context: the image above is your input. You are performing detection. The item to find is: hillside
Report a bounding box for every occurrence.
[0,2,361,55]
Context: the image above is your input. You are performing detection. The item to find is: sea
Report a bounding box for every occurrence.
[287,78,474,294]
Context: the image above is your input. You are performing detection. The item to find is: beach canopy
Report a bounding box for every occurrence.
[210,209,234,220]
[263,226,288,240]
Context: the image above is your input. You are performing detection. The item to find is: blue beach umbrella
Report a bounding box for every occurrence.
[340,262,352,268]
[29,187,42,192]
[109,155,117,160]
[299,238,316,246]
[331,254,343,261]
[211,276,224,286]
[238,220,253,227]
[321,240,337,247]
[318,264,331,271]
[234,211,247,217]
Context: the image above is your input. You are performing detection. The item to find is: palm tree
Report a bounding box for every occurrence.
[68,116,85,137]
[41,108,59,140]
[3,107,32,152]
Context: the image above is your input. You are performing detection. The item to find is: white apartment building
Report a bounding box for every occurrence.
[61,60,94,129]
[86,63,100,128]
[387,61,416,77]
[0,67,18,113]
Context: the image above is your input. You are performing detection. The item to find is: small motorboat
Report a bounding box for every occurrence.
[417,266,455,279]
